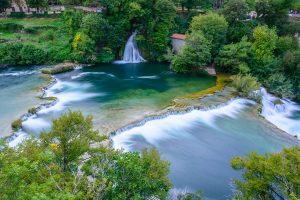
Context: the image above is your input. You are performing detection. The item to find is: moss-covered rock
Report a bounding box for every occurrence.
[41,63,75,75]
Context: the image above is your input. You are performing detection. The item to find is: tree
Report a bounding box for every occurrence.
[252,25,278,62]
[190,12,228,57]
[171,31,212,73]
[275,36,298,56]
[40,111,105,174]
[223,0,249,24]
[71,32,96,63]
[231,147,300,199]
[85,148,172,199]
[0,111,172,199]
[255,0,297,33]
[216,37,253,74]
[81,13,109,44]
[25,0,48,12]
[0,0,11,13]
[63,10,84,35]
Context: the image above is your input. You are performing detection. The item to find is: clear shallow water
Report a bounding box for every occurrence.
[112,98,299,199]
[0,66,47,136]
[5,63,216,136]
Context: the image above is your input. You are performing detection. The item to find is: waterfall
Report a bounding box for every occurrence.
[114,32,146,64]
[260,88,300,138]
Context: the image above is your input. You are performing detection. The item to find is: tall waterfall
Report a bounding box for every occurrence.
[260,88,300,138]
[115,32,146,64]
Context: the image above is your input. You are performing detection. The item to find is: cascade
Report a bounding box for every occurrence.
[260,88,300,138]
[115,31,146,64]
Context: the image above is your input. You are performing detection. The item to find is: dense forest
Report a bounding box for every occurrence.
[0,0,300,199]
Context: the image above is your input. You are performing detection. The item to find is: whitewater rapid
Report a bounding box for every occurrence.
[260,88,300,138]
[112,98,256,151]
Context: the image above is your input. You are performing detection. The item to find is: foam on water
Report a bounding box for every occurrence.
[112,98,255,151]
[71,72,116,79]
[0,71,36,77]
[260,88,300,137]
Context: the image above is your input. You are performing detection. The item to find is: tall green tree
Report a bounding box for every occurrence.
[223,0,249,24]
[171,31,212,73]
[190,12,228,57]
[231,147,300,199]
[84,148,172,199]
[216,37,253,74]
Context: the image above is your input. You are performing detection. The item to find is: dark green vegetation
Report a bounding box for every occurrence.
[0,111,172,199]
[1,111,299,199]
[170,0,300,100]
[231,147,300,200]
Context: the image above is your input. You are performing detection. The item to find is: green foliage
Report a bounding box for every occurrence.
[25,0,48,10]
[63,10,84,35]
[11,118,22,131]
[47,45,72,63]
[216,37,253,74]
[231,74,260,97]
[0,43,23,65]
[190,12,228,57]
[0,0,10,13]
[71,32,96,63]
[231,146,300,199]
[171,31,212,73]
[40,111,105,173]
[223,0,249,24]
[0,23,24,32]
[266,73,295,98]
[85,148,172,200]
[97,47,115,63]
[252,25,278,62]
[255,0,296,34]
[275,36,298,56]
[1,111,172,199]
[81,13,108,44]
[19,44,47,65]
[28,107,38,114]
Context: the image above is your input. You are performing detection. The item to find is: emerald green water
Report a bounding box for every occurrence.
[0,66,47,136]
[4,63,216,135]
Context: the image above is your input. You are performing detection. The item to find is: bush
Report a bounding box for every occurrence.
[11,119,22,131]
[97,47,114,63]
[23,27,38,34]
[0,23,24,32]
[47,45,71,63]
[232,74,260,97]
[266,73,295,98]
[39,30,55,41]
[28,107,38,115]
[19,45,47,65]
[9,12,26,18]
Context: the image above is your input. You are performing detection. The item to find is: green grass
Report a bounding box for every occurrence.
[0,17,70,53]
[0,18,64,28]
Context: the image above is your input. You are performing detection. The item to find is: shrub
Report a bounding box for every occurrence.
[9,12,26,18]
[0,23,24,32]
[23,27,38,34]
[39,30,55,41]
[47,45,71,63]
[28,107,38,114]
[97,47,114,63]
[232,74,260,97]
[11,119,22,131]
[71,32,96,63]
[266,73,295,98]
[0,43,23,65]
[19,45,47,65]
